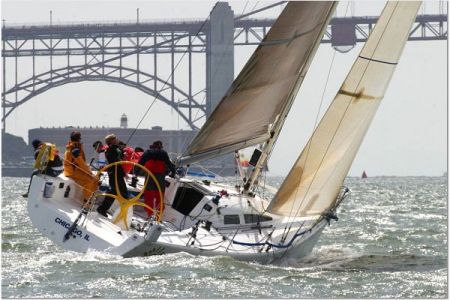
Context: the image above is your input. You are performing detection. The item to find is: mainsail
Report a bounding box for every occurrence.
[179,2,337,166]
[269,2,421,217]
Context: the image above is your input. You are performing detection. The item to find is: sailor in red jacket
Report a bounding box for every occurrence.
[138,140,175,217]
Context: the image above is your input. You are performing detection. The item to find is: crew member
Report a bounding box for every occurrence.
[130,147,145,175]
[22,139,63,198]
[138,140,175,217]
[118,141,135,175]
[96,134,128,217]
[92,140,108,170]
[63,131,98,202]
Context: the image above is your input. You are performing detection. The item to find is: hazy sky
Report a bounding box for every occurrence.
[1,1,448,177]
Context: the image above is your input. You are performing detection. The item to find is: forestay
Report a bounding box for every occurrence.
[269,2,421,217]
[179,2,337,166]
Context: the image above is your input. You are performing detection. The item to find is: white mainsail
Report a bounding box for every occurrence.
[179,2,337,166]
[269,1,422,217]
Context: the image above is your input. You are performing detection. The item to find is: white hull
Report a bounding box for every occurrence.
[27,174,332,263]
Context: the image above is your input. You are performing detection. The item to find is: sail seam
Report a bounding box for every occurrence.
[358,55,398,65]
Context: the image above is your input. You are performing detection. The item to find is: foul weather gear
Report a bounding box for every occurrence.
[63,141,97,200]
[138,148,175,217]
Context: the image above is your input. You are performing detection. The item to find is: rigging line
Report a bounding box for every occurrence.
[178,1,269,157]
[124,12,212,145]
[225,227,241,252]
[235,1,286,20]
[289,2,401,219]
[278,1,351,225]
[190,237,228,250]
[261,169,268,205]
[232,221,312,249]
[242,1,250,18]
[81,193,98,227]
[274,222,308,262]
[63,159,108,201]
[186,162,221,179]
[64,157,98,179]
[258,227,275,253]
[249,1,261,15]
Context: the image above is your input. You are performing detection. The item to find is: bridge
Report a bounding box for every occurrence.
[2,2,447,133]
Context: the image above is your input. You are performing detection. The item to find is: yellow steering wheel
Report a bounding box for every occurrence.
[96,161,164,230]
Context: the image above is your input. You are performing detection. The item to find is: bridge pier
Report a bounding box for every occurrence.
[206,2,235,117]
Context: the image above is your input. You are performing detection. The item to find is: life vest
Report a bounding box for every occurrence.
[122,146,134,161]
[131,151,143,163]
[122,149,143,174]
[34,143,57,171]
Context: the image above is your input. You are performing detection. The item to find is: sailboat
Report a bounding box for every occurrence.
[26,1,421,263]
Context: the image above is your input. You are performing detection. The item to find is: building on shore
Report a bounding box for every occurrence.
[29,125,197,165]
[23,114,236,176]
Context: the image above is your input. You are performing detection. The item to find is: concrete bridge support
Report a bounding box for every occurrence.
[206,2,235,116]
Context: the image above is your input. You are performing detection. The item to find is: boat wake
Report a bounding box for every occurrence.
[281,246,447,273]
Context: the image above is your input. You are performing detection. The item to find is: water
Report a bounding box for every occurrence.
[2,176,447,298]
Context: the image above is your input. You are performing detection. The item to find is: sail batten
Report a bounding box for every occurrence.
[179,2,337,166]
[269,1,422,217]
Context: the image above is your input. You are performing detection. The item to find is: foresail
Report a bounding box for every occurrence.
[179,2,337,166]
[269,2,421,217]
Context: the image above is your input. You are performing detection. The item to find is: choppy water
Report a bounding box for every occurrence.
[2,176,447,298]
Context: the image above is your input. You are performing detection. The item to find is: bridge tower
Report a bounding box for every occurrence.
[206,2,235,116]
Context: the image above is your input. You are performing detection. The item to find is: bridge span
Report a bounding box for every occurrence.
[2,2,447,132]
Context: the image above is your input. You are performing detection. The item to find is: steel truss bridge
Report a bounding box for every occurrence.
[1,3,447,132]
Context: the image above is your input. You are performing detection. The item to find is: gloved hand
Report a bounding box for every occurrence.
[72,148,80,158]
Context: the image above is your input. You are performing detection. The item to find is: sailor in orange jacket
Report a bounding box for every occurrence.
[63,131,98,201]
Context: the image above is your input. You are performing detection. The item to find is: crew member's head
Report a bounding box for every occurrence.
[118,141,127,150]
[70,131,81,142]
[105,134,117,146]
[150,140,163,150]
[31,139,42,150]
